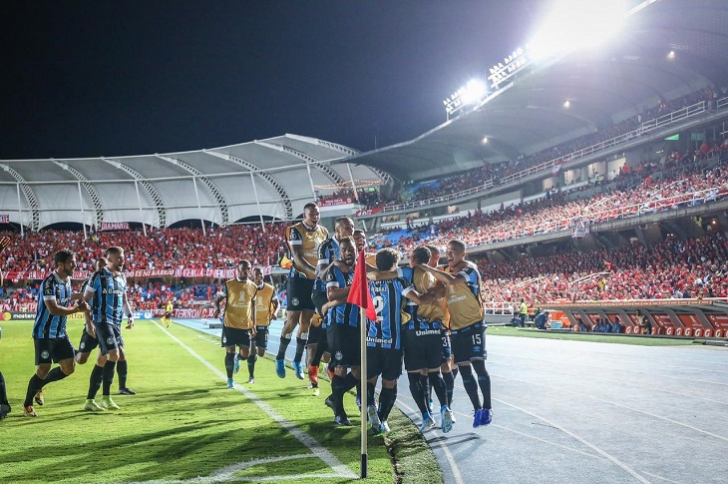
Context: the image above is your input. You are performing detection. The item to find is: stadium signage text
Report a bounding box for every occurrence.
[100,222,130,231]
[4,267,274,282]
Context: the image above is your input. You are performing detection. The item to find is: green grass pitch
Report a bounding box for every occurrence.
[0,320,441,484]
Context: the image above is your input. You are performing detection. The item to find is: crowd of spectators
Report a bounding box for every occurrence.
[359,83,728,213]
[372,144,728,256]
[0,222,288,274]
[478,231,728,304]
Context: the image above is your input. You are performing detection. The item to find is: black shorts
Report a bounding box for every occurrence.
[34,336,75,365]
[251,326,269,349]
[441,330,452,363]
[164,312,172,319]
[450,322,486,364]
[77,328,99,354]
[311,286,328,315]
[96,323,124,355]
[402,325,443,371]
[287,277,315,311]
[327,323,360,368]
[366,346,403,381]
[307,323,323,347]
[221,326,251,348]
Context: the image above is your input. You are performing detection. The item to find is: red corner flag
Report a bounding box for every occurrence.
[347,249,377,321]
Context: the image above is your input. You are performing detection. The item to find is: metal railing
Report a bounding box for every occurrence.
[483,302,515,316]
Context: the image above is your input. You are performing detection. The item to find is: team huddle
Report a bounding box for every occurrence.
[2,202,493,434]
[216,202,493,433]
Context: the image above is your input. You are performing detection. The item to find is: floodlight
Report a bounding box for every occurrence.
[667,50,676,59]
[460,79,487,105]
[528,0,628,61]
[482,137,489,144]
[564,100,571,108]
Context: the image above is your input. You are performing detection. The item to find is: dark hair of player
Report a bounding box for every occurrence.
[375,248,399,271]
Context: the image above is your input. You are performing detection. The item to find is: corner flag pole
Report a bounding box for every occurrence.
[346,248,374,479]
[360,300,368,479]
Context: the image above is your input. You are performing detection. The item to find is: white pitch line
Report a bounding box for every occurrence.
[493,398,653,484]
[492,373,728,444]
[396,390,605,461]
[151,321,356,480]
[395,399,464,484]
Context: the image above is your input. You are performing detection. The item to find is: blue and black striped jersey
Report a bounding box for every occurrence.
[325,265,360,328]
[32,272,73,339]
[367,277,413,350]
[85,268,127,327]
[314,236,342,295]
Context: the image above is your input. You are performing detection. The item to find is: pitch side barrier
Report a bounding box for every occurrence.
[540,298,728,338]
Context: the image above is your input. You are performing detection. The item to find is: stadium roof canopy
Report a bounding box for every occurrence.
[338,0,728,181]
[0,134,386,230]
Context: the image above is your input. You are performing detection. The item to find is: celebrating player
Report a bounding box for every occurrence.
[276,203,328,379]
[215,260,257,389]
[82,246,133,411]
[248,267,278,384]
[22,249,88,417]
[365,248,431,434]
[420,240,492,428]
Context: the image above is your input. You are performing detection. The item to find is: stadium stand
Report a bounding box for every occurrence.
[371,144,728,254]
[353,83,728,213]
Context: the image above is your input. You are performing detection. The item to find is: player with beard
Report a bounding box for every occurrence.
[309,217,354,396]
[22,249,89,417]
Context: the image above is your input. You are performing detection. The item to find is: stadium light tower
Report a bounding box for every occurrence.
[443,79,488,119]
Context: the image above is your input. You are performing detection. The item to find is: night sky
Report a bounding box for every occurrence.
[1,1,539,159]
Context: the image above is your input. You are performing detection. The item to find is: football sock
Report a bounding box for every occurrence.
[23,374,44,407]
[378,385,397,422]
[458,365,482,411]
[102,361,116,396]
[117,360,128,389]
[87,364,104,400]
[308,364,318,386]
[407,373,428,416]
[472,359,492,409]
[428,372,448,407]
[43,367,69,385]
[276,335,291,360]
[366,381,376,407]
[332,375,347,416]
[247,354,257,378]
[293,337,306,363]
[224,353,235,379]
[442,370,455,407]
